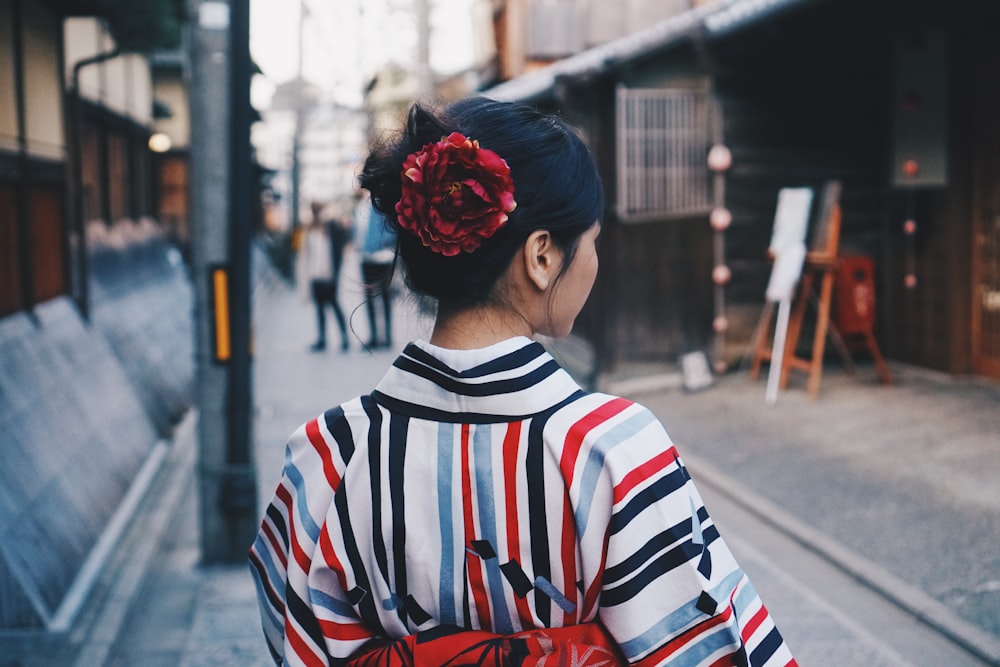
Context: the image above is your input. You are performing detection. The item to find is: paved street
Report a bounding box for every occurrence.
[7,247,994,666]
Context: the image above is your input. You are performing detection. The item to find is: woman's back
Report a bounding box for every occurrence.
[250,98,794,666]
[251,338,792,666]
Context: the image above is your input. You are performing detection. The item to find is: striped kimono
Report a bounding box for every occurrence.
[249,337,796,667]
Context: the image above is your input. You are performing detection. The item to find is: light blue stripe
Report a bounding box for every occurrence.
[619,568,744,658]
[437,422,457,625]
[732,574,757,618]
[309,586,358,618]
[534,576,577,614]
[575,409,657,536]
[690,497,704,546]
[284,461,321,543]
[248,557,284,632]
[671,622,743,665]
[250,534,287,609]
[473,424,514,634]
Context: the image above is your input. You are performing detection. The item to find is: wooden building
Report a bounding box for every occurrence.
[488,0,1000,380]
[1,0,70,318]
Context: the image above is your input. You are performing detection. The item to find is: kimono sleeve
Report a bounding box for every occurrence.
[249,411,377,665]
[596,407,794,667]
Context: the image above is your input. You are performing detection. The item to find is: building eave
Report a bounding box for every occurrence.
[484,0,815,103]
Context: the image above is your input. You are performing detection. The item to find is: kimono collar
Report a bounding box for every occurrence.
[371,337,584,423]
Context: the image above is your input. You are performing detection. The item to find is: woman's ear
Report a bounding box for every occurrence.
[523,230,561,292]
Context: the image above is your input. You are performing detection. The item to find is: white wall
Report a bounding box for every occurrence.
[153,72,190,149]
[64,17,153,125]
[0,0,19,154]
[0,0,65,159]
[23,1,65,159]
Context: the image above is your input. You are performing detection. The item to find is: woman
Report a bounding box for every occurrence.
[250,98,795,667]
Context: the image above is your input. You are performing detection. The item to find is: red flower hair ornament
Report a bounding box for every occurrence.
[395,132,517,256]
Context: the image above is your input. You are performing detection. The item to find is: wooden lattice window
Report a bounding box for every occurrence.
[616,86,715,222]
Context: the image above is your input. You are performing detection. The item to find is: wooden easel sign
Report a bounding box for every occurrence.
[764,187,813,404]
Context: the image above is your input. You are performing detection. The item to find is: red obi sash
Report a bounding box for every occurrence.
[347,622,626,667]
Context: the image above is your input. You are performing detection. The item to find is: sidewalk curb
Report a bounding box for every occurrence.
[682,450,1000,666]
[71,409,198,667]
[50,439,170,633]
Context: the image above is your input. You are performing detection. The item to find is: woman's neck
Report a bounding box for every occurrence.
[429,302,533,350]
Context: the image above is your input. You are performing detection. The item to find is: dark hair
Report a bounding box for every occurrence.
[359,97,604,308]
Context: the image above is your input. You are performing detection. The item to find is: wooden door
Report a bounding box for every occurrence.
[972,59,1000,377]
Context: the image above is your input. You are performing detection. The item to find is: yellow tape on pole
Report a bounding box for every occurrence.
[213,267,231,362]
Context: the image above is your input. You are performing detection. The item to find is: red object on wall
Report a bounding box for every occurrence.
[835,256,877,335]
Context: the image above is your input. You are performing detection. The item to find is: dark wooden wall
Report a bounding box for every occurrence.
[530,0,1000,377]
[0,158,67,318]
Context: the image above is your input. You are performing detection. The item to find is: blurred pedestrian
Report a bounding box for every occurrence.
[251,98,795,667]
[298,200,350,352]
[355,195,396,349]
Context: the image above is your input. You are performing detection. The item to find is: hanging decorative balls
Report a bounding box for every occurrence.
[904,273,918,289]
[712,265,731,285]
[903,219,917,235]
[707,144,732,172]
[712,316,729,333]
[902,158,920,178]
[710,206,732,231]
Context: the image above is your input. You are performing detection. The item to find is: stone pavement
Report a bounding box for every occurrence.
[9,247,998,666]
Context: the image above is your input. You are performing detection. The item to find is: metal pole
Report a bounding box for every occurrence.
[189,0,256,564]
[416,0,432,97]
[222,0,258,531]
[67,48,122,321]
[289,0,306,232]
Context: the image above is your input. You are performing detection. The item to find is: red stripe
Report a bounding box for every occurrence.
[741,602,769,644]
[248,548,286,614]
[707,653,742,667]
[461,424,492,628]
[286,617,328,667]
[306,418,342,490]
[557,398,632,623]
[318,524,350,592]
[261,519,288,569]
[633,603,735,666]
[284,494,313,575]
[275,481,294,515]
[502,421,534,629]
[580,527,608,618]
[317,618,374,642]
[559,491,578,625]
[613,445,679,504]
[559,398,633,483]
[274,484,313,573]
[785,659,799,666]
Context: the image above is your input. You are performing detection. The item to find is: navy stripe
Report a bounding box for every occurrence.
[749,626,783,665]
[265,635,281,664]
[248,549,284,612]
[601,530,722,607]
[286,583,332,662]
[392,356,561,397]
[361,396,393,595]
[608,468,691,535]
[602,507,710,585]
[371,390,585,424]
[400,341,547,379]
[334,478,384,634]
[265,503,288,546]
[388,411,409,627]
[526,410,555,626]
[334,397,384,635]
[324,405,356,465]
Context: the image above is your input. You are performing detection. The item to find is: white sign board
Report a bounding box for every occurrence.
[769,187,813,254]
